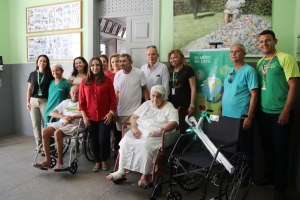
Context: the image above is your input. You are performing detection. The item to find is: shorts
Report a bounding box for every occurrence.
[47,122,85,136]
[116,115,131,131]
[224,8,240,15]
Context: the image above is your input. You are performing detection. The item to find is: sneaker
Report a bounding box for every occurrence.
[273,190,285,200]
[252,177,273,188]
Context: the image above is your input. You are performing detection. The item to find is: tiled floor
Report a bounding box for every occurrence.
[0,134,298,200]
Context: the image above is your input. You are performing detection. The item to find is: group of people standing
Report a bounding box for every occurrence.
[219,30,299,200]
[28,29,298,200]
[29,47,196,174]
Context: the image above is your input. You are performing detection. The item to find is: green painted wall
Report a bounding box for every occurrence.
[0,0,11,64]
[160,0,299,63]
[7,0,88,64]
[1,0,299,64]
[295,0,300,61]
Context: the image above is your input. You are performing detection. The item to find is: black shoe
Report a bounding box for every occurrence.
[273,190,285,200]
[252,177,273,188]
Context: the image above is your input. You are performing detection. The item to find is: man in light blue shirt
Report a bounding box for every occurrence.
[218,43,259,183]
[141,45,170,100]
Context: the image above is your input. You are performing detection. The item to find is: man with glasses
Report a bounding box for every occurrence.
[218,43,259,183]
[253,30,300,200]
[141,45,170,100]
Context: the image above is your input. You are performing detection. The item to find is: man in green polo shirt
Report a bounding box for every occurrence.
[253,30,300,200]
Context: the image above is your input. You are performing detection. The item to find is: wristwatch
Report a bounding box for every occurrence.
[189,104,195,109]
[159,127,165,133]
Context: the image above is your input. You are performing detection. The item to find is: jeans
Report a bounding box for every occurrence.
[256,109,294,191]
[88,120,112,163]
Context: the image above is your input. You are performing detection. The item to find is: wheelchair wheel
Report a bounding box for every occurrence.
[218,152,252,200]
[176,141,206,191]
[50,157,57,168]
[51,138,71,158]
[167,191,182,200]
[69,161,78,174]
[84,130,94,161]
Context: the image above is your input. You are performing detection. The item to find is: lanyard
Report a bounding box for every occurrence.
[172,67,182,85]
[261,51,277,77]
[37,71,45,87]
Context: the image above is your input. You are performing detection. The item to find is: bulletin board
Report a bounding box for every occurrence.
[27,32,81,62]
[26,1,81,33]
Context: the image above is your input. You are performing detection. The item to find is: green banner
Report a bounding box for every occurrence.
[190,49,233,118]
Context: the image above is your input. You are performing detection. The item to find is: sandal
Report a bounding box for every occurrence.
[54,165,70,172]
[132,182,153,189]
[32,162,50,170]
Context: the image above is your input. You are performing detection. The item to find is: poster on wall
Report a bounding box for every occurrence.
[189,49,233,118]
[173,0,272,57]
[26,1,81,33]
[27,32,81,62]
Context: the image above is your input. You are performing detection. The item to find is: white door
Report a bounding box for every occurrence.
[126,15,156,69]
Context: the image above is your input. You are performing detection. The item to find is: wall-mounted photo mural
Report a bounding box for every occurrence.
[173,0,272,57]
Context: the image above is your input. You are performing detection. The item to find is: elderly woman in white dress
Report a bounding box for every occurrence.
[106,85,179,187]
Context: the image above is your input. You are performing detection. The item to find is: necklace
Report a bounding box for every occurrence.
[261,51,277,77]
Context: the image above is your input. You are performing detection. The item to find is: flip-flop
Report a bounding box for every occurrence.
[32,162,49,170]
[53,165,70,172]
[132,182,153,189]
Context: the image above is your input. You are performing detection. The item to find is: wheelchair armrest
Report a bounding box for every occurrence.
[161,125,180,150]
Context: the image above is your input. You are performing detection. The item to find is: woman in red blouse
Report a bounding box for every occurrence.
[79,57,116,172]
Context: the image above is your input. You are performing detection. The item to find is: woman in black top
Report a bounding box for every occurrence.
[168,49,196,134]
[27,55,54,152]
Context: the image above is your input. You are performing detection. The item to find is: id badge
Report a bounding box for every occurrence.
[38,89,43,96]
[262,79,267,90]
[172,88,175,95]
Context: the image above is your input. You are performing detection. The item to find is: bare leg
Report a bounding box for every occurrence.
[54,129,66,166]
[40,127,55,167]
[224,13,229,25]
[138,174,149,186]
[232,14,239,22]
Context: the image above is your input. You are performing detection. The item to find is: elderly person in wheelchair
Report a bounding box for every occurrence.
[106,85,179,188]
[32,85,83,171]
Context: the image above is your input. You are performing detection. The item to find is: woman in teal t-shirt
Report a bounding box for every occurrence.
[44,64,72,126]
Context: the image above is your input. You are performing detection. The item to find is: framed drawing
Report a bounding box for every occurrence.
[27,32,81,62]
[100,18,108,32]
[26,1,81,33]
[111,23,120,35]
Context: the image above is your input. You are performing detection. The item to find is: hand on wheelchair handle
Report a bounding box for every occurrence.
[187,107,194,117]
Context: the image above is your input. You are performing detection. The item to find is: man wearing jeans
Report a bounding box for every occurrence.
[253,30,300,200]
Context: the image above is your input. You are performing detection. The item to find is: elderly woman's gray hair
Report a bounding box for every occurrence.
[51,63,64,70]
[150,85,166,99]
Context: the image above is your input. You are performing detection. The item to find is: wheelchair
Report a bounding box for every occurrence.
[150,113,252,200]
[112,123,180,192]
[33,118,88,174]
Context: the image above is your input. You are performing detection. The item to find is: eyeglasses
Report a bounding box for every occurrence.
[147,45,157,49]
[228,70,235,83]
